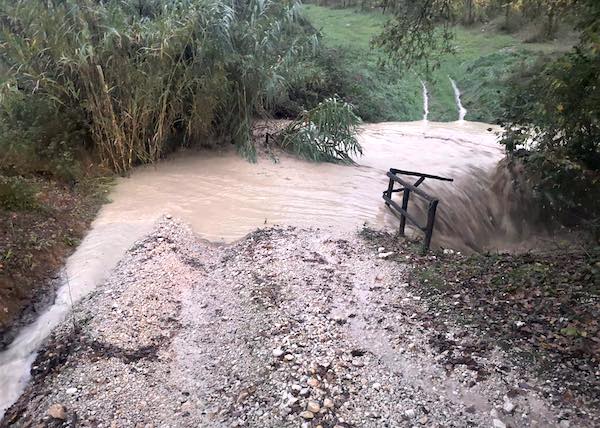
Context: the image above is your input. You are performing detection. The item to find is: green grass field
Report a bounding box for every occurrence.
[303,5,565,123]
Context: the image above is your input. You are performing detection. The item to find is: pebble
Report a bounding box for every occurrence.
[372,382,381,390]
[323,398,334,409]
[404,409,416,418]
[352,359,364,367]
[307,378,319,388]
[284,354,294,362]
[378,251,394,259]
[307,401,320,413]
[419,416,429,424]
[47,403,66,420]
[493,419,507,428]
[299,411,314,420]
[65,387,77,395]
[272,348,285,358]
[503,399,515,414]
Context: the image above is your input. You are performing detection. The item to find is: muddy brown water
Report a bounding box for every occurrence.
[0,120,550,416]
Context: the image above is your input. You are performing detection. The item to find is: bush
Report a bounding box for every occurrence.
[278,97,362,163]
[0,91,85,181]
[500,1,600,237]
[274,46,421,122]
[0,176,39,211]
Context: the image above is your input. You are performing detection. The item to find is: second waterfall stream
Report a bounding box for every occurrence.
[449,77,468,121]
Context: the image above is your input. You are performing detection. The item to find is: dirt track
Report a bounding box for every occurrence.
[2,219,589,427]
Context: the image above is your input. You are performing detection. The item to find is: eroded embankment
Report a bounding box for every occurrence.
[3,219,595,427]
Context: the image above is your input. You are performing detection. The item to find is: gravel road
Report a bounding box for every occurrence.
[2,219,586,427]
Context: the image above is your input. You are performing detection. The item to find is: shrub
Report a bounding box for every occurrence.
[0,176,39,211]
[278,97,362,163]
[499,0,600,237]
[0,90,85,181]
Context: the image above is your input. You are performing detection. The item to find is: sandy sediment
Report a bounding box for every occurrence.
[2,219,588,427]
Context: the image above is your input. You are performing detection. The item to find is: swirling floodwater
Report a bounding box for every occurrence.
[2,120,525,416]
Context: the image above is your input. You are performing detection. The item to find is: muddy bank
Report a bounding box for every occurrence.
[3,219,594,427]
[0,177,109,349]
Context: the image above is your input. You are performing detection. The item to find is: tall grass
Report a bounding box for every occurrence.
[0,0,317,173]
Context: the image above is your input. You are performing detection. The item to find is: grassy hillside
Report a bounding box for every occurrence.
[303,5,569,123]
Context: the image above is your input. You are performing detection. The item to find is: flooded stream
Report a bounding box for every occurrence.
[1,120,544,416]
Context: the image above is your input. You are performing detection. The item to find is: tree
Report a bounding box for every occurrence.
[499,0,600,232]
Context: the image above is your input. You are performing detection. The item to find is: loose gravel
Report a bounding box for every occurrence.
[2,219,591,427]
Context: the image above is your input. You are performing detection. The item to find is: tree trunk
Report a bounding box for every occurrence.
[465,0,474,25]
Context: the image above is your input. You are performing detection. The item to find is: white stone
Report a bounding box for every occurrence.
[404,409,416,418]
[65,387,77,395]
[493,419,506,428]
[307,401,320,413]
[272,348,285,358]
[299,411,314,420]
[378,251,394,259]
[503,399,515,414]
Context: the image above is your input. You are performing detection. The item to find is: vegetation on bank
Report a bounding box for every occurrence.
[362,228,600,409]
[302,4,572,123]
[0,176,110,345]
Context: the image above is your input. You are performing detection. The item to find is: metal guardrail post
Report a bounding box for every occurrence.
[423,200,439,253]
[399,188,410,236]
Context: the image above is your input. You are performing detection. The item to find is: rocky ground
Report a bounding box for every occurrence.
[2,219,597,427]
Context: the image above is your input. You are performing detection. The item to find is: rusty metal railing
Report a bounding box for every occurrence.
[382,168,453,253]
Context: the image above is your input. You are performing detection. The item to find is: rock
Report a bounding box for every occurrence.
[332,314,346,325]
[180,401,194,412]
[307,378,319,388]
[165,214,172,219]
[559,421,570,428]
[307,401,320,413]
[300,388,310,397]
[372,382,381,390]
[378,251,394,259]
[47,404,66,420]
[323,398,334,409]
[291,384,302,395]
[299,411,314,420]
[503,399,515,414]
[419,416,429,425]
[272,348,285,358]
[352,359,364,367]
[404,409,416,418]
[65,387,77,395]
[377,247,385,253]
[492,419,506,428]
[284,354,294,362]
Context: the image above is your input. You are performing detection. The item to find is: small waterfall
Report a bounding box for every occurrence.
[449,77,467,121]
[420,80,429,121]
